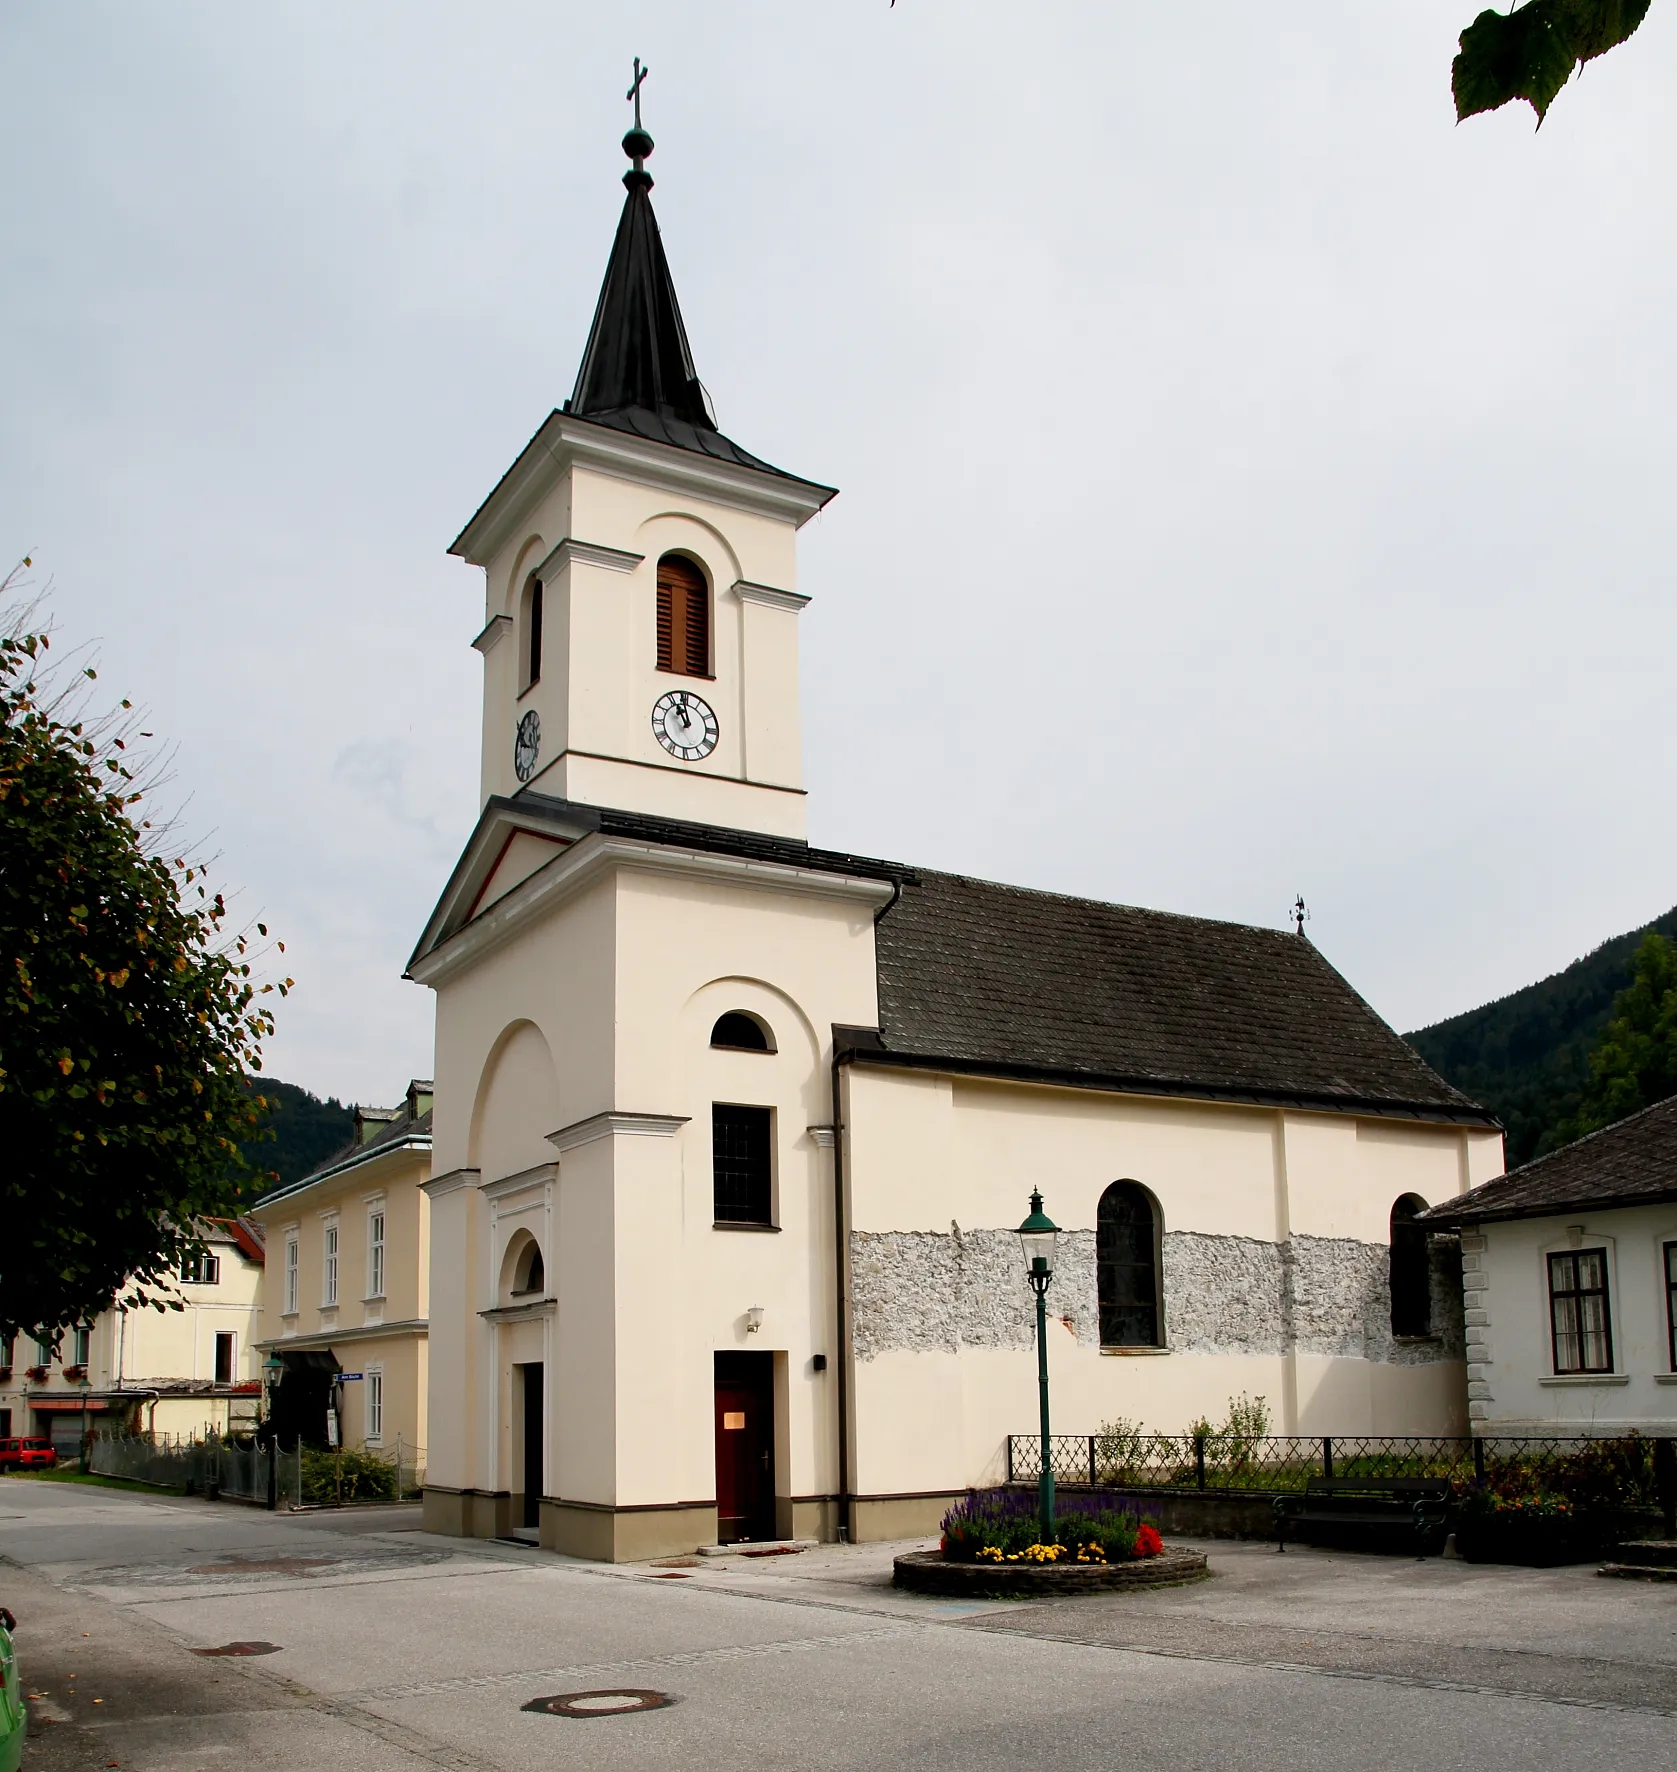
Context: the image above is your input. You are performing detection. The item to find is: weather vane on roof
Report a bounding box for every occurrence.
[1292,895,1310,937]
[627,56,649,129]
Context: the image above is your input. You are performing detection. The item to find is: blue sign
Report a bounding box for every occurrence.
[338,1372,364,1381]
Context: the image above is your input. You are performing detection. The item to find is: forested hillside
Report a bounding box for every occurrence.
[1406,902,1677,1168]
[239,1077,355,1190]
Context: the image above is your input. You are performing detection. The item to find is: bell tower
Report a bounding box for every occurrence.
[448,82,836,841]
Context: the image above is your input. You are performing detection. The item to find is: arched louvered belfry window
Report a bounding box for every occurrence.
[1390,1195,1431,1337]
[1097,1181,1162,1348]
[656,554,709,677]
[521,576,544,690]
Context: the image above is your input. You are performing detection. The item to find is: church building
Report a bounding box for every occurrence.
[411,107,1504,1561]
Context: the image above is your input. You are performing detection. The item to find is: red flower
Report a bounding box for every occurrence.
[1133,1524,1163,1558]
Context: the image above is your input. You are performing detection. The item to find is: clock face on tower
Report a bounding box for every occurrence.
[651,690,718,761]
[513,710,541,782]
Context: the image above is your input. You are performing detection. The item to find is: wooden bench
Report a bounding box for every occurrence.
[1273,1476,1452,1557]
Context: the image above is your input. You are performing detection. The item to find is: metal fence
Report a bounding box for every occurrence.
[1007,1431,1673,1508]
[89,1432,302,1506]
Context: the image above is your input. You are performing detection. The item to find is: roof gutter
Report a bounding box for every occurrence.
[1421,1183,1677,1227]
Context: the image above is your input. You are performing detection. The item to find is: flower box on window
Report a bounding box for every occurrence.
[62,1365,86,1382]
[25,1366,48,1383]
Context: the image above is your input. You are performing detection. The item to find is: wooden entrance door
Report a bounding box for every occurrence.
[714,1351,775,1543]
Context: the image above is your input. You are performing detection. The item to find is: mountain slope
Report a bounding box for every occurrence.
[240,1077,356,1190]
[1405,902,1677,1167]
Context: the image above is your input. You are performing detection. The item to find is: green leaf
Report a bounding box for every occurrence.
[1453,0,1654,124]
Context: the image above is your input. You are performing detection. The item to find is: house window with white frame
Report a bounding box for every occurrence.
[367,1210,385,1299]
[71,1326,89,1365]
[284,1235,300,1315]
[366,1368,384,1442]
[1547,1248,1613,1374]
[323,1222,339,1307]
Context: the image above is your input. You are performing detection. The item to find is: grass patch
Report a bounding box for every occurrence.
[1,1466,185,1494]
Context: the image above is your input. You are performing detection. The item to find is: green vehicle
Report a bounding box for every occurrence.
[0,1606,22,1772]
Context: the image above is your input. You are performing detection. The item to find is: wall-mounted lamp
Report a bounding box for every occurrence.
[744,1306,765,1335]
[811,1353,828,1373]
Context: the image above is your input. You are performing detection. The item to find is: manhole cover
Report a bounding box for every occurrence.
[187,1557,338,1576]
[522,1689,677,1717]
[193,1642,283,1657]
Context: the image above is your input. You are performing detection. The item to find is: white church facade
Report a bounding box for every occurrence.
[412,111,1504,1561]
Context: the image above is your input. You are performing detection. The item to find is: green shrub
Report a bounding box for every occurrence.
[299,1446,397,1505]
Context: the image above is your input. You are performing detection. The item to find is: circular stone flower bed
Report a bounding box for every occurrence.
[893,1545,1208,1597]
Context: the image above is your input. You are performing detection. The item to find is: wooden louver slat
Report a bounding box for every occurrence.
[656,555,709,677]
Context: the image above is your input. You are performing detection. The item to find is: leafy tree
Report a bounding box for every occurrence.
[0,574,290,1341]
[1562,931,1677,1137]
[1453,0,1653,125]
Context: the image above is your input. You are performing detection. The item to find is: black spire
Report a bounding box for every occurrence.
[568,66,714,433]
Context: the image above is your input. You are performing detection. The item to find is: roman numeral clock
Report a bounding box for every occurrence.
[652,690,718,762]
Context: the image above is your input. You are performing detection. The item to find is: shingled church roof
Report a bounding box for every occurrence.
[867,869,1488,1121]
[1420,1093,1677,1223]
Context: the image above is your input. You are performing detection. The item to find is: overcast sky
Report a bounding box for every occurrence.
[4,2,1674,1106]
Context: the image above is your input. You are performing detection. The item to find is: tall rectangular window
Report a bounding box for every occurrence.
[1,1336,12,1370]
[1548,1248,1613,1374]
[34,1335,52,1367]
[368,1212,386,1298]
[214,1332,235,1385]
[284,1237,300,1315]
[712,1104,773,1225]
[71,1326,89,1365]
[366,1370,384,1442]
[323,1223,339,1306]
[1665,1242,1677,1372]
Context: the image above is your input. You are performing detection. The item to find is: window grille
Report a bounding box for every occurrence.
[712,1104,772,1225]
[1097,1181,1161,1347]
[1548,1248,1613,1374]
[323,1223,339,1306]
[368,1212,386,1298]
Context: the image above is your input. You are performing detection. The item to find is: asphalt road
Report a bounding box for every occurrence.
[2,1478,1673,1771]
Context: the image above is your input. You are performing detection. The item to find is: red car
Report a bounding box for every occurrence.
[0,1440,56,1473]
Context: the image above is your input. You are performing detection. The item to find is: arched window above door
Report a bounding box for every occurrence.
[656,554,710,677]
[711,1011,773,1052]
[1097,1181,1162,1348]
[1389,1195,1431,1337]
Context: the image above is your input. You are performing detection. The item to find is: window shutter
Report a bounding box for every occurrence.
[657,555,708,676]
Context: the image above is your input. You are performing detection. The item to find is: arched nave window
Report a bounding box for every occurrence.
[711,1011,773,1052]
[511,1240,545,1297]
[1097,1181,1162,1348]
[1389,1195,1431,1338]
[656,554,709,677]
[521,575,544,690]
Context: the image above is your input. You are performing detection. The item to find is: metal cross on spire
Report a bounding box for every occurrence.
[1292,895,1310,937]
[627,56,649,129]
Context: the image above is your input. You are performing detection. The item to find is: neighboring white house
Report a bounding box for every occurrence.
[410,118,1504,1562]
[0,1219,266,1457]
[1423,1094,1677,1433]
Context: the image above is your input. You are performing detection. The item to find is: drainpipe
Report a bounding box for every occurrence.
[830,1044,852,1545]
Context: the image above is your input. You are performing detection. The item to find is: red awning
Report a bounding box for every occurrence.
[28,1398,120,1412]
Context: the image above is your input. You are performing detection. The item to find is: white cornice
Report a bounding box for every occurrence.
[548,1111,690,1154]
[411,834,894,989]
[480,1163,558,1202]
[421,1167,479,1201]
[536,537,644,578]
[449,413,836,567]
[478,1299,558,1324]
[255,1318,428,1351]
[732,579,810,612]
[472,614,513,655]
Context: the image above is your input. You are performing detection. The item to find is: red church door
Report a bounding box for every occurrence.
[714,1352,775,1543]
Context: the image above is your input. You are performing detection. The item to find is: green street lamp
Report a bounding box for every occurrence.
[1017,1189,1060,1543]
[261,1354,285,1511]
[78,1371,93,1475]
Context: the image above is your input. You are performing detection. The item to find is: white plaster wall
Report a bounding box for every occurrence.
[1466,1204,1677,1433]
[473,460,808,836]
